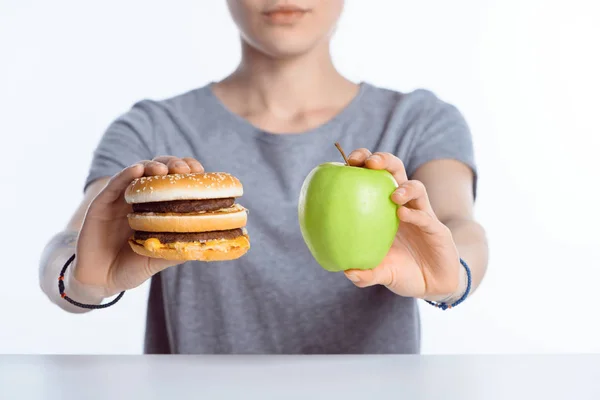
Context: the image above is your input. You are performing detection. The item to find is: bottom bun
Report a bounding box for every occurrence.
[128,235,250,261]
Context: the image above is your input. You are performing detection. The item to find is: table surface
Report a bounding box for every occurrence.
[1,355,599,399]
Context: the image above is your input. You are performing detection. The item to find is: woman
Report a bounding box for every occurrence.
[39,0,488,354]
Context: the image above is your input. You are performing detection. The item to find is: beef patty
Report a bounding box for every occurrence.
[132,198,234,213]
[134,228,244,243]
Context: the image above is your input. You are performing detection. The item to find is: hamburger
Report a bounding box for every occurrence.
[124,172,250,261]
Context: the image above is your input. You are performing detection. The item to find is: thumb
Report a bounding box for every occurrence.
[147,257,184,276]
[344,265,393,288]
[95,164,145,204]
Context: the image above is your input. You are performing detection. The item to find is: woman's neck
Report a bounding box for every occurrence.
[216,40,358,119]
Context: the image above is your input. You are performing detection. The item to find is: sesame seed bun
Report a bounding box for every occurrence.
[125,172,243,204]
[127,204,248,233]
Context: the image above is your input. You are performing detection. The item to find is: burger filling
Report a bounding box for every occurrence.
[134,229,244,243]
[132,198,235,213]
[131,228,248,252]
[129,198,248,253]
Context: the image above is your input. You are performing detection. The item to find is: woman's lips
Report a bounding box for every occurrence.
[262,8,309,25]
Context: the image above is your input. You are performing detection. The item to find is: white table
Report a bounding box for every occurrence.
[1,355,598,399]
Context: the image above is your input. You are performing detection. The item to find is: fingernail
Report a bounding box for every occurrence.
[174,161,187,168]
[368,154,382,162]
[396,188,406,196]
[346,273,361,283]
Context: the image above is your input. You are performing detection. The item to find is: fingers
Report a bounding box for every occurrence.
[347,148,372,166]
[344,264,395,288]
[396,206,441,234]
[165,158,192,174]
[140,160,169,176]
[347,148,438,228]
[94,155,203,205]
[391,180,432,213]
[141,156,204,175]
[347,149,409,188]
[95,163,145,204]
[364,152,408,185]
[182,157,204,173]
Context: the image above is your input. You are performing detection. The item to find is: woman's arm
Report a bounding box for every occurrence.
[343,150,488,304]
[38,178,110,313]
[412,159,489,294]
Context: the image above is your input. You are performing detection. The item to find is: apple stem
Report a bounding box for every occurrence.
[335,142,350,166]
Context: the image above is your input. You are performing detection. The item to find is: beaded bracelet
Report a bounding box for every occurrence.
[58,254,125,309]
[424,258,472,310]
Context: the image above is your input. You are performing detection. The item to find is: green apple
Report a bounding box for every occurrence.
[298,154,399,272]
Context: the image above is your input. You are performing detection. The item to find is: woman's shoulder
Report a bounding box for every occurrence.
[360,82,466,129]
[129,84,215,114]
[362,82,455,113]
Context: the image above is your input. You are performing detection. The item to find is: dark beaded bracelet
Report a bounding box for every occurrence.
[425,258,472,310]
[58,254,125,309]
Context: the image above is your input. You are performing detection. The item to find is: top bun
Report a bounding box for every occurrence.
[125,172,243,204]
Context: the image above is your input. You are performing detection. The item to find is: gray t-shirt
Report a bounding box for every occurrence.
[86,82,476,354]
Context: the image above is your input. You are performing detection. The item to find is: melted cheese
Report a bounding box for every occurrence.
[142,238,162,251]
[135,236,248,253]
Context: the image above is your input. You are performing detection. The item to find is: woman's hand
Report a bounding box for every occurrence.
[342,149,464,301]
[72,156,204,299]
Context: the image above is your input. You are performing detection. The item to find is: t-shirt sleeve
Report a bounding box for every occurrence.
[405,90,478,199]
[84,101,155,192]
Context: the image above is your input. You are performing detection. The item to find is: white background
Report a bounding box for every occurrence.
[1,0,599,354]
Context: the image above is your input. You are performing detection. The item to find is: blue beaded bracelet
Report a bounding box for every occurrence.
[425,258,472,310]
